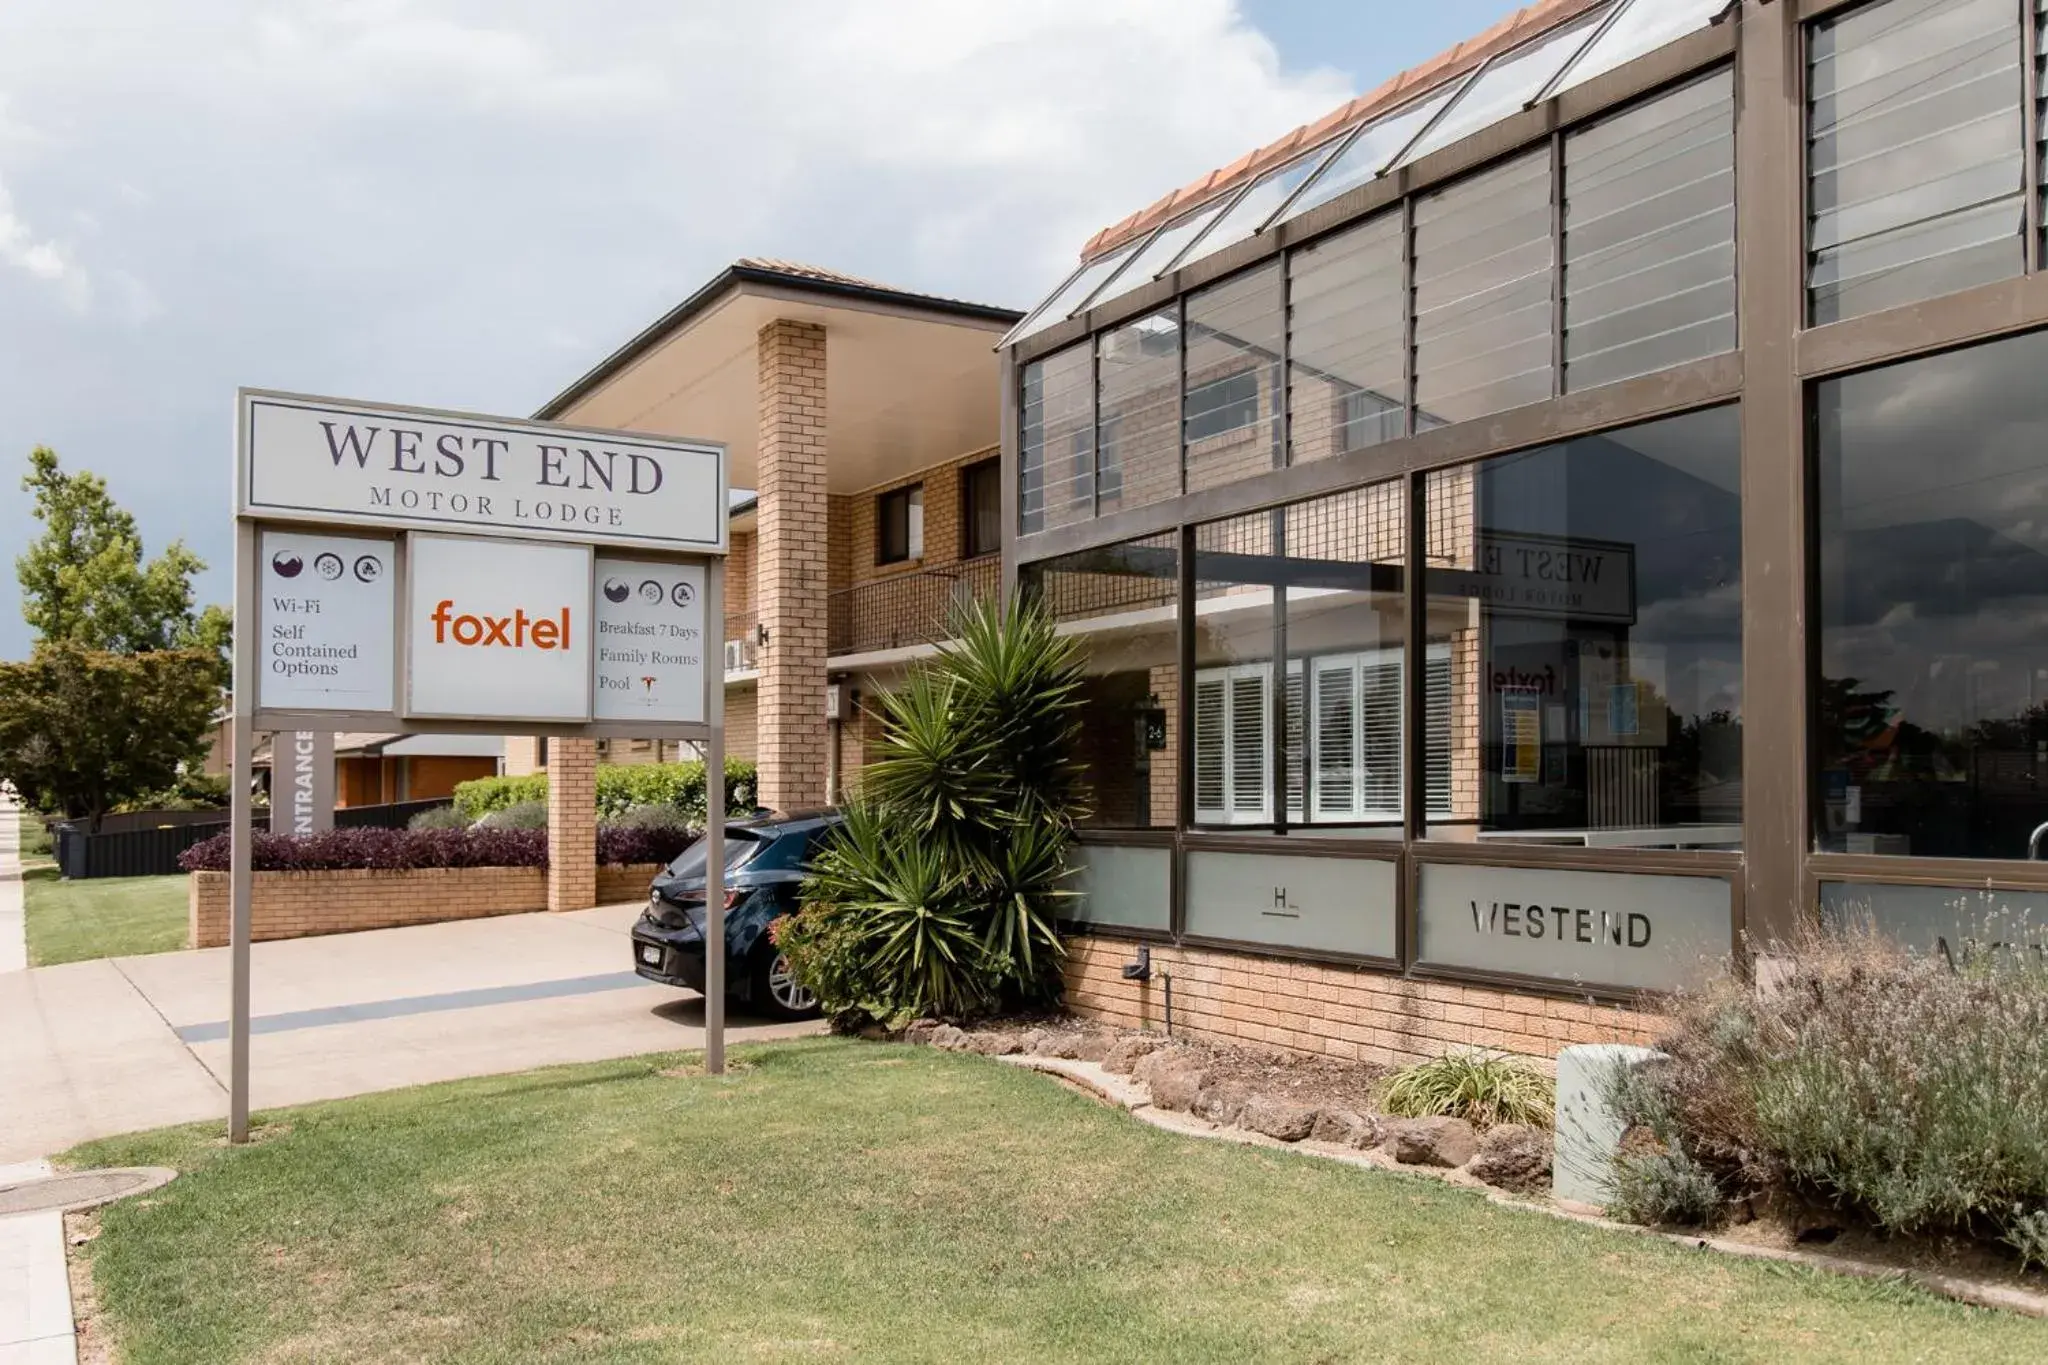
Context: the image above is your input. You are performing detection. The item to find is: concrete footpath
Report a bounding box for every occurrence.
[1,894,820,1165]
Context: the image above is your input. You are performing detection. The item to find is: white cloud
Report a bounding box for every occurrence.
[0,0,1353,657]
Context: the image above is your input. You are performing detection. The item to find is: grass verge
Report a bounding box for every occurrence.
[66,1038,2048,1364]
[23,867,188,966]
[19,810,54,865]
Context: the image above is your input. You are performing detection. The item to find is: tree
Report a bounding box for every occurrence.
[0,643,222,829]
[17,446,229,678]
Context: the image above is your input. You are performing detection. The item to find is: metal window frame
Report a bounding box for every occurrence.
[1009,0,2048,1001]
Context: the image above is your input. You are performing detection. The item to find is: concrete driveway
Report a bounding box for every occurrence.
[0,901,821,1163]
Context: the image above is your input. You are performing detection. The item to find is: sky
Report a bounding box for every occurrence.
[0,0,1526,660]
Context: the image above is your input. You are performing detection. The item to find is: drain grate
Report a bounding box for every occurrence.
[0,1167,176,1217]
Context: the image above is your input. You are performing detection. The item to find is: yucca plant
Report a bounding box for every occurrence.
[1380,1050,1556,1129]
[780,594,1087,1024]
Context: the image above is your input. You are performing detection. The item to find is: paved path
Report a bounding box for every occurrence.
[1,900,820,1165]
[0,1161,71,1365]
[1,795,25,976]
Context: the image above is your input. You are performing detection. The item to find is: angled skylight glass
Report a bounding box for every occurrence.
[1091,196,1239,310]
[1172,136,1352,275]
[1005,235,1154,346]
[1396,11,1609,169]
[1555,0,1732,98]
[1274,83,1465,230]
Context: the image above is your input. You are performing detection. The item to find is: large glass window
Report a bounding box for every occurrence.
[1191,484,1413,832]
[1563,70,1735,391]
[1288,212,1406,464]
[1807,0,2025,325]
[1018,343,1093,536]
[1413,151,1556,428]
[1183,264,1283,494]
[1815,330,2048,861]
[1096,309,1182,514]
[1021,534,1180,829]
[1423,405,1742,846]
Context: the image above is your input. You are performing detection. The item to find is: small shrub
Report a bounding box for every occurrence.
[595,823,695,868]
[2008,1207,2048,1270]
[476,800,548,830]
[407,804,470,831]
[608,803,692,830]
[1379,1051,1555,1129]
[452,761,760,823]
[1613,930,2048,1259]
[178,824,686,872]
[1609,1146,1726,1228]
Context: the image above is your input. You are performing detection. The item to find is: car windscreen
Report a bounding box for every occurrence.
[664,828,768,880]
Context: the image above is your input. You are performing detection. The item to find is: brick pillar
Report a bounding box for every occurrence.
[756,319,830,812]
[546,737,597,911]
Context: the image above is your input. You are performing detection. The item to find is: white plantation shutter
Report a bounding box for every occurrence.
[1195,676,1226,816]
[1426,645,1453,817]
[1313,659,1357,817]
[1283,665,1306,823]
[1361,657,1403,817]
[1229,673,1268,817]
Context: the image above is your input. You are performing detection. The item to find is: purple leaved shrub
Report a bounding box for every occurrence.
[180,823,693,873]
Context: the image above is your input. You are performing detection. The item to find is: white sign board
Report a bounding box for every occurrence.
[1416,862,1730,992]
[405,534,593,721]
[240,390,727,552]
[593,559,706,722]
[256,530,396,712]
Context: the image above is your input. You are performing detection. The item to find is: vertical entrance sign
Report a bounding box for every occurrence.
[232,389,730,1141]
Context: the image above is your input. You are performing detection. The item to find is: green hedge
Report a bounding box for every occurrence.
[453,760,760,824]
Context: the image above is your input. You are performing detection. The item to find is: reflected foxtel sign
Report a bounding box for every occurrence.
[1437,530,1636,624]
[238,391,727,552]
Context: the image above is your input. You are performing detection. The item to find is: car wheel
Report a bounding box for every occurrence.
[753,950,818,1020]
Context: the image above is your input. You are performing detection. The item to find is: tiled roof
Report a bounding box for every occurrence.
[733,258,894,291]
[1079,0,1604,263]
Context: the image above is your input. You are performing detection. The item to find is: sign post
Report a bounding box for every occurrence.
[229,389,730,1141]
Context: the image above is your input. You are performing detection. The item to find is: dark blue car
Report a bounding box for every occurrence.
[630,810,840,1019]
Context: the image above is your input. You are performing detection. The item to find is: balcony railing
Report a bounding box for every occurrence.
[828,556,1001,657]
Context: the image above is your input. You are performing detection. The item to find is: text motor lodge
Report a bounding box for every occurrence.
[322,420,662,527]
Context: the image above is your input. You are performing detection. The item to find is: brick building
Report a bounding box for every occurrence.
[512,259,1020,811]
[1002,0,2048,1064]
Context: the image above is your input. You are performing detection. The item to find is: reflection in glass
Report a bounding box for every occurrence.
[1021,534,1180,829]
[1423,406,1743,846]
[1289,212,1406,464]
[1184,264,1283,494]
[1097,309,1182,515]
[1191,485,1411,831]
[1815,330,2048,860]
[1807,0,2024,325]
[1018,343,1094,536]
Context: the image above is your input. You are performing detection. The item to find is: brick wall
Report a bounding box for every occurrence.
[1061,935,1660,1065]
[726,529,758,644]
[725,687,758,763]
[757,318,831,812]
[188,863,663,947]
[547,737,598,911]
[845,446,997,586]
[504,737,542,777]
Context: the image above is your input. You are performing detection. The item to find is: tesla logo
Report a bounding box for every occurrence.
[641,675,656,692]
[430,600,572,650]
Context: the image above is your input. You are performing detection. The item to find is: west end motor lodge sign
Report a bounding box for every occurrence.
[239,390,724,725]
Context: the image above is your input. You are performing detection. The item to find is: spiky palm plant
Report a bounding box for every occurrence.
[780,594,1087,1023]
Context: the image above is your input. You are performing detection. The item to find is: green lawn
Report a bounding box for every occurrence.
[18,810,54,865]
[23,867,189,966]
[66,1040,2048,1364]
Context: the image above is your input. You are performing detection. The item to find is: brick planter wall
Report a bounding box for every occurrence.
[1061,935,1661,1066]
[189,863,663,948]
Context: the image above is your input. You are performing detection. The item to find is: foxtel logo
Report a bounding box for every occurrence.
[429,600,573,650]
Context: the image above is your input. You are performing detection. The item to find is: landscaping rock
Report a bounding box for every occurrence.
[1102,1035,1167,1075]
[1130,1045,1193,1087]
[929,1024,969,1052]
[1309,1107,1379,1150]
[1193,1079,1251,1127]
[903,1019,941,1047]
[1241,1095,1319,1142]
[1148,1062,1209,1113]
[1031,1032,1080,1059]
[1071,1031,1113,1064]
[1017,1028,1049,1055]
[968,1030,1025,1056]
[1469,1124,1553,1193]
[1384,1117,1480,1168]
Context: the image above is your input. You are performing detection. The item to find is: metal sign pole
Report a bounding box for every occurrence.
[229,519,258,1142]
[703,557,726,1075]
